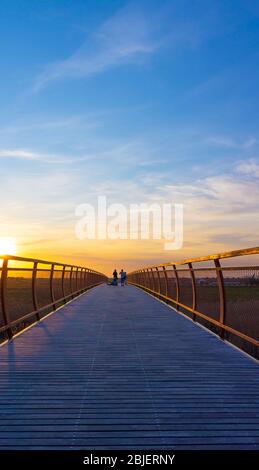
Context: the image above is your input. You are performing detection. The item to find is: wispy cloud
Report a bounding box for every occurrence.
[31,2,215,93]
[0,138,163,168]
[0,115,100,135]
[0,146,103,164]
[236,158,259,177]
[0,149,40,160]
[32,5,158,93]
[0,148,82,163]
[205,135,257,149]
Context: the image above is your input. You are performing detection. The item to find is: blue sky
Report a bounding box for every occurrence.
[0,0,259,271]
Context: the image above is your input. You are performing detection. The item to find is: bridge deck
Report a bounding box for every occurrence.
[0,284,258,450]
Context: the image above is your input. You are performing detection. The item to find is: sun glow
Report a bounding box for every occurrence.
[0,237,17,256]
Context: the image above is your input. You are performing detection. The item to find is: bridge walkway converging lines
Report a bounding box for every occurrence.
[0,284,258,449]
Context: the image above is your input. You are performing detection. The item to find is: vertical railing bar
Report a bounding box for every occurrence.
[61,265,66,302]
[142,270,146,288]
[156,267,161,295]
[143,270,146,287]
[83,268,87,290]
[80,268,83,291]
[143,269,148,288]
[173,264,180,311]
[214,258,226,339]
[75,267,79,292]
[78,268,81,291]
[50,263,56,310]
[83,269,86,288]
[32,261,39,320]
[151,268,156,292]
[162,266,168,298]
[188,262,197,321]
[1,258,12,339]
[70,266,74,297]
[83,268,86,289]
[146,269,152,290]
[81,268,84,290]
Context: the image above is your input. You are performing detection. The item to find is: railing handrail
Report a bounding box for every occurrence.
[129,246,259,274]
[0,254,104,276]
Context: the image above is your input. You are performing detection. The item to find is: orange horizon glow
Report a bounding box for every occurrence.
[0,233,258,277]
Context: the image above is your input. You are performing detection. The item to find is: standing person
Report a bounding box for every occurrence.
[120,269,127,286]
[112,269,118,286]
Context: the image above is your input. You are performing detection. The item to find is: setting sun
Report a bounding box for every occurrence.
[0,237,17,256]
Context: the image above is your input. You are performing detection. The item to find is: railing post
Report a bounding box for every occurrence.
[50,263,56,310]
[162,266,168,298]
[146,269,152,290]
[173,265,180,310]
[143,269,149,288]
[214,258,226,339]
[78,268,82,291]
[142,270,146,287]
[75,267,79,292]
[83,268,87,290]
[81,268,84,290]
[32,261,39,320]
[156,267,161,295]
[150,268,156,292]
[61,265,66,301]
[188,262,197,321]
[1,258,12,339]
[86,269,89,288]
[70,266,74,296]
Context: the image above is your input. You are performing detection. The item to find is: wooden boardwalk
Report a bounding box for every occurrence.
[0,284,258,449]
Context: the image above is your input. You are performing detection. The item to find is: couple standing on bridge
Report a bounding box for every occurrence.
[110,268,127,286]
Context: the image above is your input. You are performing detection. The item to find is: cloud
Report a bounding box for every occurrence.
[205,136,257,149]
[236,158,259,177]
[31,2,215,93]
[32,5,158,92]
[243,138,257,149]
[0,138,162,167]
[2,154,259,269]
[0,149,40,160]
[0,115,100,135]
[0,147,93,164]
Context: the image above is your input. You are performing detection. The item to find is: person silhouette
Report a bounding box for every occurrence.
[120,269,127,286]
[112,269,118,285]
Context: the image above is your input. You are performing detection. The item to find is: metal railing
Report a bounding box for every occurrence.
[128,247,259,359]
[0,255,107,342]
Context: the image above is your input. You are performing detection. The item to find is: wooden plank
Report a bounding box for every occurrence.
[0,284,258,449]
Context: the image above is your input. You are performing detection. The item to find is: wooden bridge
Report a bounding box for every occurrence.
[0,283,258,450]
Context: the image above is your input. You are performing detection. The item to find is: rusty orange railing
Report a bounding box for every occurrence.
[128,247,259,359]
[0,255,107,342]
